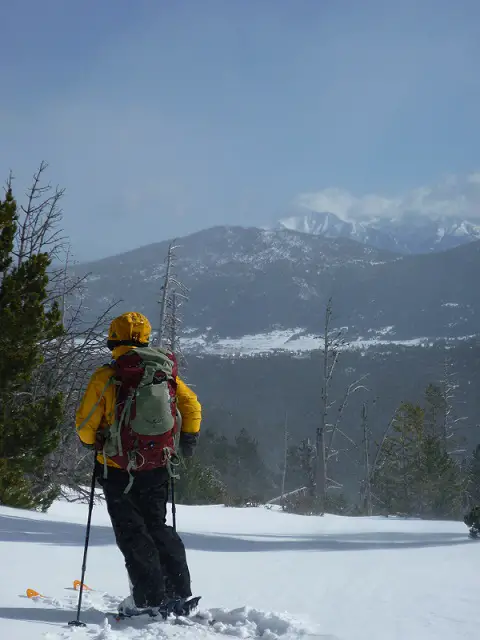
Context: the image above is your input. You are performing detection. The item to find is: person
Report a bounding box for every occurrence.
[76,311,201,617]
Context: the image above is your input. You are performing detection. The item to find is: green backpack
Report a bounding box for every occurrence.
[100,346,181,490]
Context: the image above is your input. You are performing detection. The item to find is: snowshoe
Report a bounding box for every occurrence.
[175,595,202,616]
[114,595,201,621]
[115,606,162,621]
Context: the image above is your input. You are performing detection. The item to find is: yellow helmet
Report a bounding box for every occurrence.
[107,312,151,350]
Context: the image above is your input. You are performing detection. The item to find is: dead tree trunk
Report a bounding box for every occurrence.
[155,241,189,360]
[314,300,332,512]
[281,410,288,506]
[315,298,368,514]
[156,241,176,347]
[170,290,179,352]
[362,402,373,516]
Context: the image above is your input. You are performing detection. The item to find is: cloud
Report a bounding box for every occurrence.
[295,173,480,221]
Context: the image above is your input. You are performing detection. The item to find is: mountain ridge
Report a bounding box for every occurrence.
[70,224,480,351]
[274,210,480,254]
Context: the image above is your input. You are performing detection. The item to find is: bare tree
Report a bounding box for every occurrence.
[13,161,67,266]
[357,407,400,512]
[280,410,289,507]
[154,240,190,372]
[156,241,175,346]
[6,162,121,499]
[37,296,119,498]
[439,356,468,452]
[314,298,368,513]
[155,240,188,347]
[315,299,338,509]
[165,287,189,365]
[361,402,373,516]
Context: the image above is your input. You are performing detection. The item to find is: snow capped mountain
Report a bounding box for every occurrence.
[276,211,480,254]
[275,211,354,237]
[71,224,480,354]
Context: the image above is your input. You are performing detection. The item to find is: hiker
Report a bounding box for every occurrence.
[76,311,201,617]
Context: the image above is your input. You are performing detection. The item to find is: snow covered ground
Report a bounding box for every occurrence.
[179,327,475,357]
[0,497,478,640]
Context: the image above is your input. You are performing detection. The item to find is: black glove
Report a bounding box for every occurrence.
[179,432,199,458]
[95,429,106,451]
[79,430,105,452]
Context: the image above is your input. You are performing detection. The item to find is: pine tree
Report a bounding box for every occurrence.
[372,397,464,518]
[175,457,226,505]
[280,439,317,514]
[229,428,268,503]
[0,186,64,510]
[466,445,480,507]
[418,434,463,518]
[373,402,425,515]
[424,383,447,438]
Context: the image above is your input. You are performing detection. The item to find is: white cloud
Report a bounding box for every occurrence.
[467,172,480,185]
[295,172,480,221]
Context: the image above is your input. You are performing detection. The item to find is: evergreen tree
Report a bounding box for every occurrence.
[281,439,323,514]
[418,434,463,518]
[373,397,464,518]
[424,383,447,438]
[466,445,480,507]
[175,457,226,505]
[197,428,236,479]
[285,439,316,495]
[0,186,64,510]
[228,428,270,503]
[372,402,424,515]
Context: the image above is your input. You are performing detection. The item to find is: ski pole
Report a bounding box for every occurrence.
[69,463,97,627]
[171,476,177,532]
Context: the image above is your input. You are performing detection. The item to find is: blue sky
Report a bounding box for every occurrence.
[1,0,480,261]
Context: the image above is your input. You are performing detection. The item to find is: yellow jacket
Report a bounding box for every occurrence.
[76,345,201,468]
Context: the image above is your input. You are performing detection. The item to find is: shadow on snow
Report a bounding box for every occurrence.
[0,605,107,627]
[0,512,470,553]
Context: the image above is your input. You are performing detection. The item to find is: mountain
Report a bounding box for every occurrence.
[71,224,480,353]
[71,225,393,340]
[275,210,480,255]
[70,226,480,475]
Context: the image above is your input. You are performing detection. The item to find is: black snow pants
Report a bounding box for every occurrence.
[95,462,192,608]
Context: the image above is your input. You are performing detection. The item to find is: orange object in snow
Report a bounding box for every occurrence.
[26,588,44,598]
[73,580,92,591]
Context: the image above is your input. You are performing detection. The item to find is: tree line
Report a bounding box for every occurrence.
[173,384,480,521]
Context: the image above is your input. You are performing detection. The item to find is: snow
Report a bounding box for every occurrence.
[0,499,479,640]
[180,329,320,356]
[453,222,469,237]
[275,211,480,253]
[73,325,475,358]
[179,327,475,357]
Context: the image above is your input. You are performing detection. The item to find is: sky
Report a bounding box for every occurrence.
[1,0,480,262]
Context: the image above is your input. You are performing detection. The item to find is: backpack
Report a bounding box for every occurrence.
[101,346,180,487]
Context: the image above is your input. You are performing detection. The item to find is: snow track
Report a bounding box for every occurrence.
[28,590,327,639]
